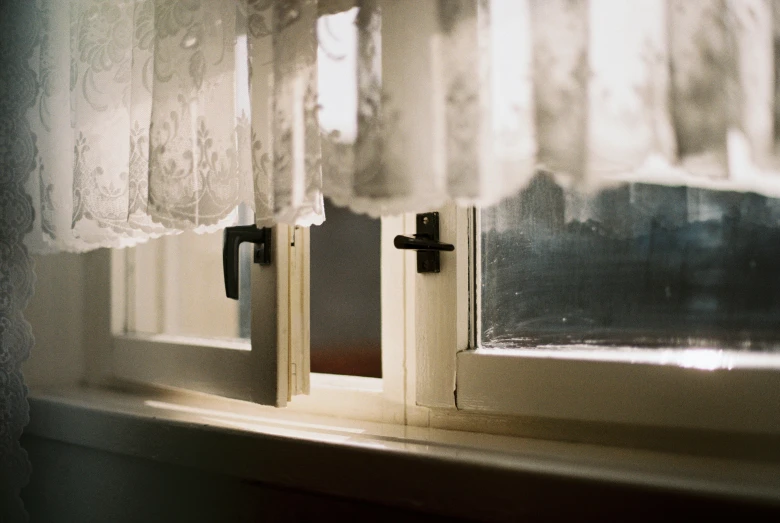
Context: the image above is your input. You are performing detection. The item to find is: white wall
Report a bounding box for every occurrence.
[23,252,87,388]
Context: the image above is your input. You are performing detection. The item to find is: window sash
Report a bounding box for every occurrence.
[110,225,307,407]
[415,205,780,436]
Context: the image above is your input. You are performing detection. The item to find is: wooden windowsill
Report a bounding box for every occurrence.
[25,385,780,521]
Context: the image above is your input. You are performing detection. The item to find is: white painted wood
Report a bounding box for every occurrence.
[414,204,471,409]
[161,232,181,335]
[126,240,162,333]
[111,249,128,337]
[302,227,311,395]
[380,214,407,415]
[25,386,780,521]
[106,213,411,419]
[112,224,305,407]
[288,226,309,397]
[279,215,413,424]
[113,334,257,401]
[234,213,415,424]
[456,349,780,435]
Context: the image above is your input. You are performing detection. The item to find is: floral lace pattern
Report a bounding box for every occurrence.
[1,0,37,519]
[17,0,780,242]
[26,0,288,253]
[316,0,780,216]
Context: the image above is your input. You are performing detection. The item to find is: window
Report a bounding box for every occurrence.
[113,210,308,407]
[68,0,779,449]
[416,177,780,436]
[481,173,780,350]
[81,4,409,423]
[101,205,411,422]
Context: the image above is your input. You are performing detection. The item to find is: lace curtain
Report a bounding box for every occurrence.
[1,0,36,520]
[318,0,780,215]
[23,0,780,253]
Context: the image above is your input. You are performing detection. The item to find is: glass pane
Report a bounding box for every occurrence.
[481,173,780,351]
[127,208,253,341]
[310,198,381,377]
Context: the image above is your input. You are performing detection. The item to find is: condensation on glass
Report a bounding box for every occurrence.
[480,173,780,352]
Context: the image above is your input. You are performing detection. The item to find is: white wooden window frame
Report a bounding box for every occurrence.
[269,214,419,425]
[85,216,417,423]
[109,225,307,407]
[415,204,780,437]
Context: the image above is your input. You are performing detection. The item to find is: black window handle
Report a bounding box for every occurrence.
[393,235,454,252]
[223,224,272,300]
[392,212,454,273]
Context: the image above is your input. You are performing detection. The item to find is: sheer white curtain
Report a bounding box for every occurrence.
[24,0,780,253]
[321,0,780,214]
[27,0,260,252]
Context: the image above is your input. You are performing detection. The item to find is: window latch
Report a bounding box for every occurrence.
[393,212,454,273]
[223,224,272,300]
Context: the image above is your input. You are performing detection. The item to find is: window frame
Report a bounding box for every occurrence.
[415,204,780,437]
[109,224,306,406]
[85,215,416,423]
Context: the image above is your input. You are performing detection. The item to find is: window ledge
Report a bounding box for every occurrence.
[26,386,780,521]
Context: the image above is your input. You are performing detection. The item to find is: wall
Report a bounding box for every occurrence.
[22,253,86,388]
[20,435,468,523]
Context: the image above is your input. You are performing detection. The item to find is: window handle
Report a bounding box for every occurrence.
[223,224,272,300]
[393,235,454,252]
[393,212,454,273]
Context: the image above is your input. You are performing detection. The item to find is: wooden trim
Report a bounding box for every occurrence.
[25,387,780,521]
[106,215,416,421]
[111,226,292,407]
[415,204,470,409]
[113,334,257,401]
[456,349,780,435]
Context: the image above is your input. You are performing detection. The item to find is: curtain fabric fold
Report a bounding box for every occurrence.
[1,0,37,520]
[23,0,780,253]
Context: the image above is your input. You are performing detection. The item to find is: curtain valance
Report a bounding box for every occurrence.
[23,0,780,253]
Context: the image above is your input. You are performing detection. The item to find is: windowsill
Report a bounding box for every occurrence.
[25,385,780,520]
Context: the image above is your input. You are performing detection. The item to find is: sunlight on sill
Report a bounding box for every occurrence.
[476,347,780,370]
[310,372,383,392]
[202,417,388,450]
[143,400,367,434]
[119,332,251,351]
[666,349,735,371]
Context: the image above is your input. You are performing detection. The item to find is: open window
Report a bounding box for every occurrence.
[99,203,409,421]
[66,3,407,420]
[112,206,308,407]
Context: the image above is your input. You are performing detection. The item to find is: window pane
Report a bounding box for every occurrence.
[481,173,780,351]
[126,208,252,341]
[310,198,381,377]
